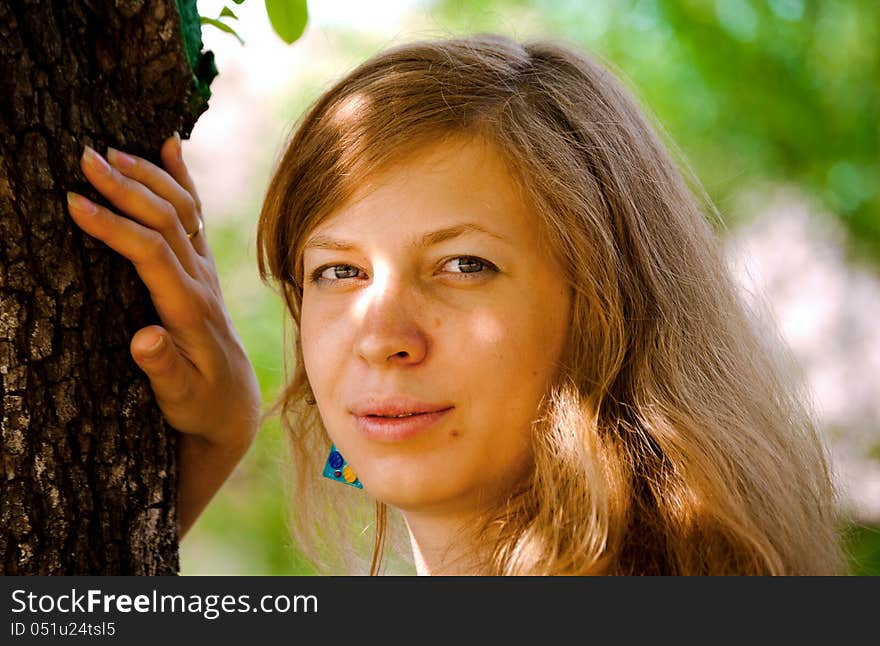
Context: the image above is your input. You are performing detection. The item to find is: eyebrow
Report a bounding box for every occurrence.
[303,222,507,252]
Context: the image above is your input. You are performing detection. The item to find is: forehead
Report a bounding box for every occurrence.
[305,136,539,245]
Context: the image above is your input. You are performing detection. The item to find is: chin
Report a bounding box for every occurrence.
[353,445,532,515]
[359,467,476,514]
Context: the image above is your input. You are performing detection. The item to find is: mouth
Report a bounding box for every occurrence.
[350,398,454,417]
[363,411,447,418]
[352,407,454,442]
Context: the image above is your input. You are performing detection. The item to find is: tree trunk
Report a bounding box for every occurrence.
[0,0,215,574]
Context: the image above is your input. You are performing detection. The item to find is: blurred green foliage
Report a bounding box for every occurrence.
[437,0,880,268]
[181,0,879,575]
[844,524,880,576]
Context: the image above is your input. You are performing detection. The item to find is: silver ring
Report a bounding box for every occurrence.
[186,217,204,241]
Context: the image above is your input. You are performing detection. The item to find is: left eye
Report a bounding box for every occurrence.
[442,256,496,275]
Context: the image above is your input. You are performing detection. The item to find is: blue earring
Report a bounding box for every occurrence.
[323,443,363,489]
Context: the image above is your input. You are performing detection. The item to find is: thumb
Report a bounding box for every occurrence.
[130,326,194,403]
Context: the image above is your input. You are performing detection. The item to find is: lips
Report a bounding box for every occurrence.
[350,397,453,418]
[350,397,454,442]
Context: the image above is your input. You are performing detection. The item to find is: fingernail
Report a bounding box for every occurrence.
[83,145,111,174]
[66,192,97,215]
[107,148,135,172]
[142,335,165,357]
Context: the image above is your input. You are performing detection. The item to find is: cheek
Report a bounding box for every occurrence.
[460,308,507,358]
[454,304,559,431]
[462,296,566,383]
[480,290,569,424]
[300,300,346,396]
[300,309,319,380]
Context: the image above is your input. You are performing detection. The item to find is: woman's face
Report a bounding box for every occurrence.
[300,136,571,517]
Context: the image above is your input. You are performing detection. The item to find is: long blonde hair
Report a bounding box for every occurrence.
[256,33,845,575]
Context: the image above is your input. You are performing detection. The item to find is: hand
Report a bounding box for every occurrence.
[66,135,262,450]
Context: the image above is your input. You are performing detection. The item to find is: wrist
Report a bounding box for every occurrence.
[212,415,259,454]
[184,410,259,456]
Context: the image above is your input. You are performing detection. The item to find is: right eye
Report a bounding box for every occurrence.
[310,264,365,285]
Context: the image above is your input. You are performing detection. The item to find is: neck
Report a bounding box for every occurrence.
[402,508,494,576]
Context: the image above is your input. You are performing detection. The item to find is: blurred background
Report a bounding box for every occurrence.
[179,0,880,575]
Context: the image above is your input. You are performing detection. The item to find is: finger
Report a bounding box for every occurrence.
[105,145,204,253]
[131,325,201,409]
[80,145,202,279]
[67,191,203,331]
[161,133,211,259]
[161,134,204,224]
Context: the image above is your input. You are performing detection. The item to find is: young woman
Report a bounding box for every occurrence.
[67,34,845,575]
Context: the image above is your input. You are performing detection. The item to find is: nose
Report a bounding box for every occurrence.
[353,275,429,367]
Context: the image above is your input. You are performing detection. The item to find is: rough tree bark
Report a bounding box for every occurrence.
[0,0,215,574]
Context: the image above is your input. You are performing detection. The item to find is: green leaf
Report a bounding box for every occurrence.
[231,0,246,4]
[200,17,245,45]
[220,6,238,20]
[264,0,308,44]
